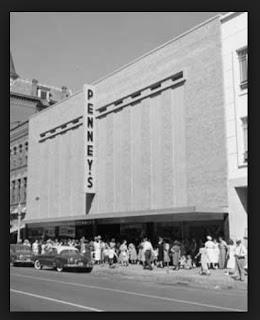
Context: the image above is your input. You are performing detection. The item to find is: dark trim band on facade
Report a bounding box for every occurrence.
[39,116,83,142]
[96,71,185,118]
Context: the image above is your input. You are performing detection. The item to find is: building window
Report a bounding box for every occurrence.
[24,177,27,202]
[25,142,28,164]
[242,117,248,162]
[11,181,15,204]
[13,146,17,168]
[38,89,50,101]
[17,179,21,203]
[19,144,23,165]
[238,48,248,90]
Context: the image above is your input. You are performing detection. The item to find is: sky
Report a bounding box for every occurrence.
[10,12,226,93]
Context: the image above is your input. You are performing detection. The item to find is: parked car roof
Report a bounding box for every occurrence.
[10,244,32,251]
[51,246,79,254]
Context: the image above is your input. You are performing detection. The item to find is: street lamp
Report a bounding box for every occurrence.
[17,203,22,244]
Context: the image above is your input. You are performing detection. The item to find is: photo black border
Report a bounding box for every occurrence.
[4,6,257,320]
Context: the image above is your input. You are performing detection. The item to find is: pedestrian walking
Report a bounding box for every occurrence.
[234,239,247,281]
[205,236,215,269]
[218,236,228,269]
[195,242,211,276]
[225,239,236,275]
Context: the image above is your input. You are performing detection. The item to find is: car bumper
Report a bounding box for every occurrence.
[64,264,93,268]
[12,260,34,265]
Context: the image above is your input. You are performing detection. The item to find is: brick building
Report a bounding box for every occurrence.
[25,14,232,243]
[10,51,71,240]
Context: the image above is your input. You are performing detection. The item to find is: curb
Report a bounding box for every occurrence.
[92,265,247,291]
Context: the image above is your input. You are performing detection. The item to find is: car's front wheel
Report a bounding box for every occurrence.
[34,260,42,270]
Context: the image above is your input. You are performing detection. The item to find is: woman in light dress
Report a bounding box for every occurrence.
[164,242,171,268]
[32,240,39,255]
[119,240,128,266]
[128,243,137,264]
[218,236,228,269]
[212,238,220,269]
[205,236,215,269]
[137,241,145,266]
[195,242,211,275]
[225,239,236,275]
[93,236,102,264]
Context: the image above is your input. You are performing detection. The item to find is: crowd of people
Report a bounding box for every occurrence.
[17,234,247,281]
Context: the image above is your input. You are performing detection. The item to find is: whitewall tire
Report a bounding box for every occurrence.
[34,260,42,270]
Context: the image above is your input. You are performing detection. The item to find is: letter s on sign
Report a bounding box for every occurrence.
[87,177,93,188]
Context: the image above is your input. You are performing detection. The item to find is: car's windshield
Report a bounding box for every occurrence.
[60,249,79,256]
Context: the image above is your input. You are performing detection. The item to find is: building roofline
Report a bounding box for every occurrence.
[219,12,246,22]
[28,89,83,121]
[13,77,70,93]
[92,14,221,85]
[10,91,42,102]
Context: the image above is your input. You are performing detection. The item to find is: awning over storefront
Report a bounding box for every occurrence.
[10,223,25,233]
[24,206,228,227]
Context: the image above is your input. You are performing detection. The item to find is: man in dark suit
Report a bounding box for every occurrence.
[157,237,164,268]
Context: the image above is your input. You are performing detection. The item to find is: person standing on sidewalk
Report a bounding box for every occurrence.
[212,238,220,269]
[205,236,214,269]
[195,242,211,276]
[225,239,236,275]
[171,240,181,270]
[156,237,164,268]
[128,242,137,264]
[234,239,247,281]
[189,238,198,267]
[142,237,153,270]
[218,236,228,269]
[108,238,118,268]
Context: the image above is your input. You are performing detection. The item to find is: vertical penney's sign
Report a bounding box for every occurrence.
[83,84,95,193]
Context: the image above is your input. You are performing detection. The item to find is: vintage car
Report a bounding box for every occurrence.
[10,244,34,266]
[33,245,93,272]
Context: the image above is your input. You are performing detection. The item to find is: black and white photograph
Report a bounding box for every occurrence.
[10,12,248,312]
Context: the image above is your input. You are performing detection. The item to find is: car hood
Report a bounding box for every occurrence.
[61,254,89,261]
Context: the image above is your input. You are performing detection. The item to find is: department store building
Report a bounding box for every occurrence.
[25,13,247,243]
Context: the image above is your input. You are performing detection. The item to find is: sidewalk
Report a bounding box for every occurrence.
[91,263,248,291]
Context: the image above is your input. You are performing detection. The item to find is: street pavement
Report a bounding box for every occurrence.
[10,264,247,312]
